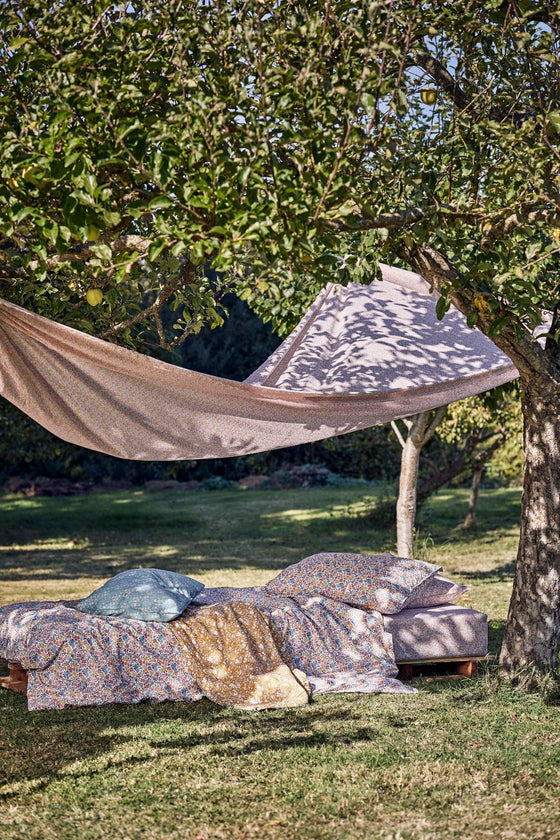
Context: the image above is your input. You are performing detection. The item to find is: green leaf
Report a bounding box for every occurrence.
[91,243,113,262]
[435,295,450,320]
[8,37,30,48]
[149,196,175,210]
[547,112,560,135]
[148,240,167,262]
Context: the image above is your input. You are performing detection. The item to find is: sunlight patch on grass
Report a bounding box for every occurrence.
[262,498,378,523]
[0,497,45,510]
[0,578,102,606]
[262,506,338,522]
[195,568,276,588]
[0,539,90,552]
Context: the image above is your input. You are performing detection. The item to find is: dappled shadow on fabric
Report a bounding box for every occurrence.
[384,605,487,662]
[0,265,517,462]
[248,280,510,395]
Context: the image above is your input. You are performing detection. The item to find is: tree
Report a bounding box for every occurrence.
[391,408,446,558]
[435,390,521,529]
[1,1,559,677]
[375,388,518,555]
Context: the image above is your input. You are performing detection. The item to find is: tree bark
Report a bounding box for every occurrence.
[400,244,560,676]
[394,407,446,557]
[395,424,423,558]
[463,465,483,529]
[499,389,560,676]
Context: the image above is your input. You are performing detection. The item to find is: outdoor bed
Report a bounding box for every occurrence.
[0,553,488,711]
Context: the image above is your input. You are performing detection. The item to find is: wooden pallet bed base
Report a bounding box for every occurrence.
[0,662,28,694]
[397,655,494,681]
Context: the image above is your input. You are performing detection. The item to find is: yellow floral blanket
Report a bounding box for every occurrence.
[170,601,310,710]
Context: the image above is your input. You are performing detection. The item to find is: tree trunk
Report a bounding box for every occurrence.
[395,428,423,558]
[499,390,560,676]
[394,407,446,557]
[463,465,483,529]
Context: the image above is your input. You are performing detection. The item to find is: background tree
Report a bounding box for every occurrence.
[1,0,559,677]
[436,390,522,529]
[370,387,519,555]
[390,408,446,558]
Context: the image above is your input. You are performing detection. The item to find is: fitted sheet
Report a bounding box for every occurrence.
[384,604,488,662]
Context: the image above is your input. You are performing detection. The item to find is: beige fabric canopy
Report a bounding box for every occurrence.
[0,265,518,461]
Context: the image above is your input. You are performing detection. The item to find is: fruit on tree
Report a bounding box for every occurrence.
[86,288,103,306]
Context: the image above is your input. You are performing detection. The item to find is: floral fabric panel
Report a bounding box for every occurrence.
[264,553,440,613]
[402,574,469,609]
[0,585,417,710]
[0,600,202,710]
[170,602,310,710]
[193,587,415,695]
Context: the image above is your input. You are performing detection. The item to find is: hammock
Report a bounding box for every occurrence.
[0,264,517,461]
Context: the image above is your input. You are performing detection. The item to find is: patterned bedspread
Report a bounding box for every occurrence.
[0,586,414,710]
[170,601,310,710]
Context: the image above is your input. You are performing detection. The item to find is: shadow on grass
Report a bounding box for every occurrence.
[1,693,390,795]
[488,619,506,655]
[0,489,397,580]
[460,561,516,583]
[0,486,523,581]
[0,544,299,581]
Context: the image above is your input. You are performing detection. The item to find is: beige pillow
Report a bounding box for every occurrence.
[403,574,469,609]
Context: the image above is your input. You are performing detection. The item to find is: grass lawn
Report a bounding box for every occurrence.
[1,485,559,840]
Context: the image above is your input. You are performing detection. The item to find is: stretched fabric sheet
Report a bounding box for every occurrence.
[0,265,517,461]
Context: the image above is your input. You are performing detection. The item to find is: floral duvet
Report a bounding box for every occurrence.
[0,586,415,710]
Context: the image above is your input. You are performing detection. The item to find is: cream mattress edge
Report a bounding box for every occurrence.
[383,604,488,662]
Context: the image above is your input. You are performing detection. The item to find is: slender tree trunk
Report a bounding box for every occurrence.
[499,389,560,676]
[396,427,423,558]
[463,465,483,529]
[394,407,446,557]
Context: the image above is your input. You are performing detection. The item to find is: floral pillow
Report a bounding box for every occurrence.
[265,552,440,614]
[75,568,205,622]
[403,574,469,608]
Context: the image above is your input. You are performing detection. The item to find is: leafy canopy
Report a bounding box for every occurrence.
[0,0,559,352]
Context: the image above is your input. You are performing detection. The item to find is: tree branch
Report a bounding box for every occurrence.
[398,242,554,388]
[416,432,504,508]
[413,51,476,115]
[323,205,430,235]
[332,201,559,236]
[390,419,407,449]
[0,265,28,280]
[27,235,153,272]
[99,262,196,341]
[481,206,560,249]
[500,1,560,30]
[412,49,537,125]
[424,405,448,441]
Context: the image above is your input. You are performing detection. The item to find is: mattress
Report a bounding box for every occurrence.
[384,604,488,662]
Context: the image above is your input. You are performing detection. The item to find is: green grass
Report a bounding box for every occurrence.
[2,485,560,840]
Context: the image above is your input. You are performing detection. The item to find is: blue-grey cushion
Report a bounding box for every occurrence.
[75,568,205,622]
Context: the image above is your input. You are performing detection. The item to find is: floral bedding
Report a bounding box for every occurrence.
[170,601,310,710]
[0,586,415,710]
